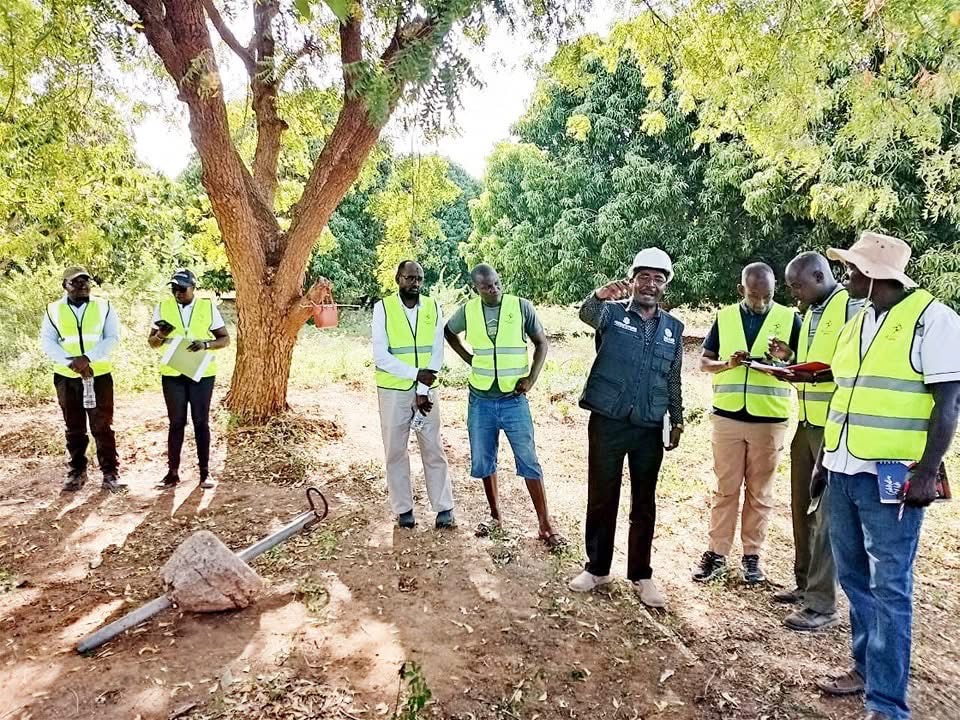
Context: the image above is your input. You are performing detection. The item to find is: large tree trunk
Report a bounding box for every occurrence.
[227,282,300,418]
[124,0,437,421]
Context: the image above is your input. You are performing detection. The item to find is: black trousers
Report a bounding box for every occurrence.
[162,375,215,474]
[54,373,119,476]
[585,413,664,580]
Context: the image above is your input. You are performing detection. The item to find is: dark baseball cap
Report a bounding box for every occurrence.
[168,269,197,287]
[63,266,91,282]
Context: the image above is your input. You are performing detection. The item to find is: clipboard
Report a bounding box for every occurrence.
[160,336,214,381]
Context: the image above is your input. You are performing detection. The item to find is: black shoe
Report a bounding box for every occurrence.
[435,510,455,529]
[101,474,127,493]
[158,471,180,488]
[62,471,88,492]
[742,554,766,584]
[397,510,416,529]
[693,551,727,582]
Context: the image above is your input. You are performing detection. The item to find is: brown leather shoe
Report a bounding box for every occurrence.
[784,607,840,632]
[816,667,864,695]
[772,586,803,604]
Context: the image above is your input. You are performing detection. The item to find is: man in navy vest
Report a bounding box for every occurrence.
[568,248,684,608]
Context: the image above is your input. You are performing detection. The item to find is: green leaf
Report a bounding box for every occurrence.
[293,0,312,21]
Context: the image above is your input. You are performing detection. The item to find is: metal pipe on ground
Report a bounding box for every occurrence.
[76,487,328,654]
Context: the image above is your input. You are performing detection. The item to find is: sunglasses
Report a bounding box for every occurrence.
[170,284,191,293]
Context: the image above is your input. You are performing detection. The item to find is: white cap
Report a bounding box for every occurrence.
[629,247,673,282]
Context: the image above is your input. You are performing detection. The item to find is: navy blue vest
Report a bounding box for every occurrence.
[579,302,683,427]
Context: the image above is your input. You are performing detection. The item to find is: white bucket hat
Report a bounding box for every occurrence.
[827,231,916,288]
[629,247,674,283]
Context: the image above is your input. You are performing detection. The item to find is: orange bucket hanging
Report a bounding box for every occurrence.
[311,283,339,329]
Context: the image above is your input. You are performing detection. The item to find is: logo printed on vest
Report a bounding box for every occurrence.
[622,316,630,325]
[663,327,675,344]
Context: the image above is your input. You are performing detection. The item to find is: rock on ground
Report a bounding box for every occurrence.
[160,530,263,612]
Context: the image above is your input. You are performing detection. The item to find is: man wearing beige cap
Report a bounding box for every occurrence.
[40,267,124,492]
[811,232,960,720]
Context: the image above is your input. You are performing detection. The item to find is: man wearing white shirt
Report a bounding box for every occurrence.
[40,266,123,492]
[811,233,960,720]
[148,269,230,489]
[372,260,454,529]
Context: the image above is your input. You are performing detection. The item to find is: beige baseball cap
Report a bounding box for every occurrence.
[826,231,916,288]
[62,266,91,282]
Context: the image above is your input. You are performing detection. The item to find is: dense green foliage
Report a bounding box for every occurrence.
[467,6,960,306]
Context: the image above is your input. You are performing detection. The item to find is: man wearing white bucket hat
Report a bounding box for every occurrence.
[568,248,684,608]
[810,232,960,720]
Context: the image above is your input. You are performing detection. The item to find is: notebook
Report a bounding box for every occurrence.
[160,336,214,381]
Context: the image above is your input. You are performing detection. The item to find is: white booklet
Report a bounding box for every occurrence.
[161,336,214,381]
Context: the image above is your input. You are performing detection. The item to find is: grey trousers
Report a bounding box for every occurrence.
[377,387,454,516]
[790,422,837,614]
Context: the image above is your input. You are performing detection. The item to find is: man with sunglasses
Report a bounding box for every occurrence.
[148,269,230,489]
[372,260,454,529]
[40,266,123,492]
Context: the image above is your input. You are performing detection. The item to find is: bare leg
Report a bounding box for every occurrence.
[525,478,565,547]
[482,472,501,523]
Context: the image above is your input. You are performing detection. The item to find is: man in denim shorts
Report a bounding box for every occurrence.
[445,264,565,548]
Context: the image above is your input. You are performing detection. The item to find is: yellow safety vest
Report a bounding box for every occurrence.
[375,294,438,391]
[158,297,217,377]
[797,289,849,427]
[712,302,796,419]
[47,298,113,378]
[824,290,935,462]
[465,295,529,393]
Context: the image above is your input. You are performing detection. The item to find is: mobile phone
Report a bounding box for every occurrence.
[155,319,175,333]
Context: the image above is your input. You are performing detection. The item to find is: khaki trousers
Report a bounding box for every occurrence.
[377,388,454,516]
[708,414,787,556]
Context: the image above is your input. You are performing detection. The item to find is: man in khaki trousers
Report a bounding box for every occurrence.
[693,263,801,584]
[372,261,455,529]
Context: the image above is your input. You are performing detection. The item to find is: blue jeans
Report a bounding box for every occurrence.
[467,393,543,479]
[828,470,925,720]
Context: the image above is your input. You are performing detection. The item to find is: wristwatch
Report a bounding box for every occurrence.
[203,341,210,350]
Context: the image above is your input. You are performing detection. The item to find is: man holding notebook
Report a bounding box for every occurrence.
[766,252,863,632]
[148,269,230,489]
[810,233,960,720]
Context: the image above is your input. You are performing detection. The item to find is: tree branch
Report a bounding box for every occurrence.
[201,0,255,74]
[250,0,286,217]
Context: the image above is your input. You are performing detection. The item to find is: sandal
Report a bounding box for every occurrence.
[815,668,864,696]
[475,520,501,538]
[539,531,568,551]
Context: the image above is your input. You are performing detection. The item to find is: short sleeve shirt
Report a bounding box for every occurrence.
[447,298,543,399]
[824,299,960,476]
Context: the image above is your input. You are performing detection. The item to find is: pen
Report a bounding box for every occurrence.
[898,479,911,522]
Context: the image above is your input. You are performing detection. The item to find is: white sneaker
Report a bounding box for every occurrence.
[568,571,613,593]
[633,578,666,608]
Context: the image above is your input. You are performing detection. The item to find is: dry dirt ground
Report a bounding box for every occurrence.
[1,365,958,719]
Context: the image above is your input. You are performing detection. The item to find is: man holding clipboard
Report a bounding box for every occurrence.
[765,252,863,633]
[148,269,230,489]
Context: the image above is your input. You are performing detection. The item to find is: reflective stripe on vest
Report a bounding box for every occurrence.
[711,302,796,419]
[375,294,438,391]
[823,289,935,461]
[48,298,113,378]
[158,297,217,377]
[465,295,529,392]
[796,288,848,426]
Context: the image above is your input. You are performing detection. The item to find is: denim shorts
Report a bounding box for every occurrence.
[467,393,543,479]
